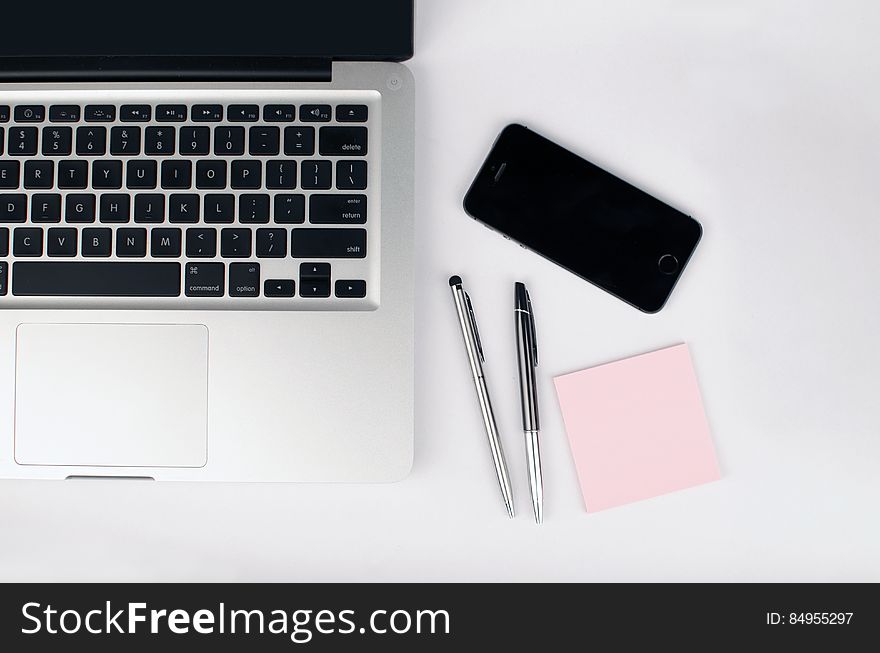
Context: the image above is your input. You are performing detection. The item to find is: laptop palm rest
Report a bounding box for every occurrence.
[14,323,208,468]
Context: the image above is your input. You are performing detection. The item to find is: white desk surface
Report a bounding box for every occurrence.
[2,0,878,582]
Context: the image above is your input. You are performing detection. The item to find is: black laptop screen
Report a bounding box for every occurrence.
[0,1,413,61]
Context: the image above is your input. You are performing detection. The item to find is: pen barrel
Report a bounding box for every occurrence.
[515,312,540,431]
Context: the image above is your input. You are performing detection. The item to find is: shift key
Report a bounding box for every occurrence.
[291,229,366,258]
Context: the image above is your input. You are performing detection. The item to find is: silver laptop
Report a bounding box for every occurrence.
[0,2,415,481]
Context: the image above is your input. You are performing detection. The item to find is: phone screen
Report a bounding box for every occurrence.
[463,124,702,312]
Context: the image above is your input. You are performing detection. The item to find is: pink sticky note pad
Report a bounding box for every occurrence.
[554,344,720,512]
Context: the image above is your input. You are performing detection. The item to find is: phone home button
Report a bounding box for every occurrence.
[658,254,679,275]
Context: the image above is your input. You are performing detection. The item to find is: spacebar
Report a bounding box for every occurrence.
[12,262,181,297]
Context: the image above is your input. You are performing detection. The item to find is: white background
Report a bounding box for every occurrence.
[2,0,878,581]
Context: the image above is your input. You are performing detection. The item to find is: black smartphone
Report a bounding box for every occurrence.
[463,124,702,313]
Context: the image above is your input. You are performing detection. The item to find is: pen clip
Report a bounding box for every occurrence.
[526,288,538,367]
[464,292,485,363]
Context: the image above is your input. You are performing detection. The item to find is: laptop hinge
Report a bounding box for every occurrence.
[0,56,332,82]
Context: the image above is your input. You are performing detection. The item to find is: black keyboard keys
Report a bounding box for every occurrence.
[196,161,227,189]
[13,227,43,256]
[185,262,224,297]
[84,105,116,122]
[264,279,295,297]
[82,227,112,256]
[58,161,88,189]
[284,127,315,155]
[300,104,331,122]
[239,194,270,223]
[49,105,80,122]
[301,160,331,189]
[0,162,18,189]
[299,262,330,297]
[215,126,245,155]
[255,228,287,257]
[186,228,216,257]
[263,104,295,122]
[14,106,45,122]
[249,126,280,155]
[229,262,260,297]
[180,127,210,155]
[231,160,261,189]
[121,105,151,122]
[0,194,27,222]
[220,228,251,258]
[151,228,181,256]
[12,262,181,297]
[336,104,368,122]
[92,160,123,189]
[99,194,131,223]
[42,126,73,156]
[24,160,54,189]
[110,126,141,155]
[169,194,199,223]
[274,194,305,223]
[9,127,38,156]
[227,105,259,122]
[319,126,367,156]
[156,105,187,122]
[135,194,166,223]
[161,160,192,189]
[336,161,367,190]
[192,105,223,122]
[309,194,367,224]
[291,228,366,258]
[126,160,158,189]
[116,228,147,257]
[65,194,96,223]
[31,194,61,222]
[266,160,297,189]
[204,194,235,223]
[47,228,77,256]
[335,279,367,298]
[76,126,107,155]
[145,127,176,155]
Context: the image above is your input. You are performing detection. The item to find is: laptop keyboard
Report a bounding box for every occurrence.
[0,90,379,309]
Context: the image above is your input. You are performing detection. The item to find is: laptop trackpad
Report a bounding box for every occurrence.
[14,323,208,468]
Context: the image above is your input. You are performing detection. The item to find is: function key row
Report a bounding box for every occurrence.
[0,104,368,124]
[1,125,366,157]
[0,226,366,259]
[0,193,365,225]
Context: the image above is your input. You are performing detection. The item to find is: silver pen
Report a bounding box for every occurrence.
[514,282,543,523]
[449,276,515,518]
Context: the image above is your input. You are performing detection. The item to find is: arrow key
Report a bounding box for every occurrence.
[264,279,295,298]
[335,279,366,298]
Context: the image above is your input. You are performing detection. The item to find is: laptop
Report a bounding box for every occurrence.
[0,1,415,481]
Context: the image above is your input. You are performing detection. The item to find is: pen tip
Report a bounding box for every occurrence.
[449,275,462,287]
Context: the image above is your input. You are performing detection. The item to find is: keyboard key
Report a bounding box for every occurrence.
[214,126,245,155]
[0,228,7,257]
[249,126,280,155]
[92,160,123,189]
[300,104,331,122]
[161,160,192,189]
[263,104,296,122]
[145,127,175,155]
[284,126,315,155]
[300,278,330,297]
[31,194,61,223]
[0,260,5,294]
[192,104,223,122]
[58,161,88,189]
[336,160,367,190]
[65,194,96,223]
[110,126,141,155]
[116,228,147,257]
[49,105,80,122]
[24,160,54,189]
[42,126,73,155]
[229,262,260,297]
[220,228,252,258]
[204,194,235,223]
[126,160,157,189]
[274,194,305,223]
[156,104,187,122]
[0,195,27,222]
[0,106,9,122]
[99,194,131,223]
[0,127,3,155]
[239,194,270,223]
[266,160,297,189]
[309,194,367,224]
[186,228,216,257]
[76,126,107,155]
[14,105,45,122]
[196,160,227,189]
[300,262,330,279]
[300,160,331,189]
[82,227,112,257]
[47,228,77,256]
[120,105,151,122]
[336,104,368,122]
[255,228,287,257]
[169,194,200,223]
[13,227,43,256]
[227,104,259,122]
[319,126,367,156]
[0,162,19,189]
[264,279,295,297]
[291,228,366,258]
[9,127,38,156]
[151,228,181,256]
[84,105,115,122]
[12,261,181,297]
[185,262,224,297]
[231,160,261,189]
[180,126,210,155]
[335,279,367,298]
[134,194,166,223]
